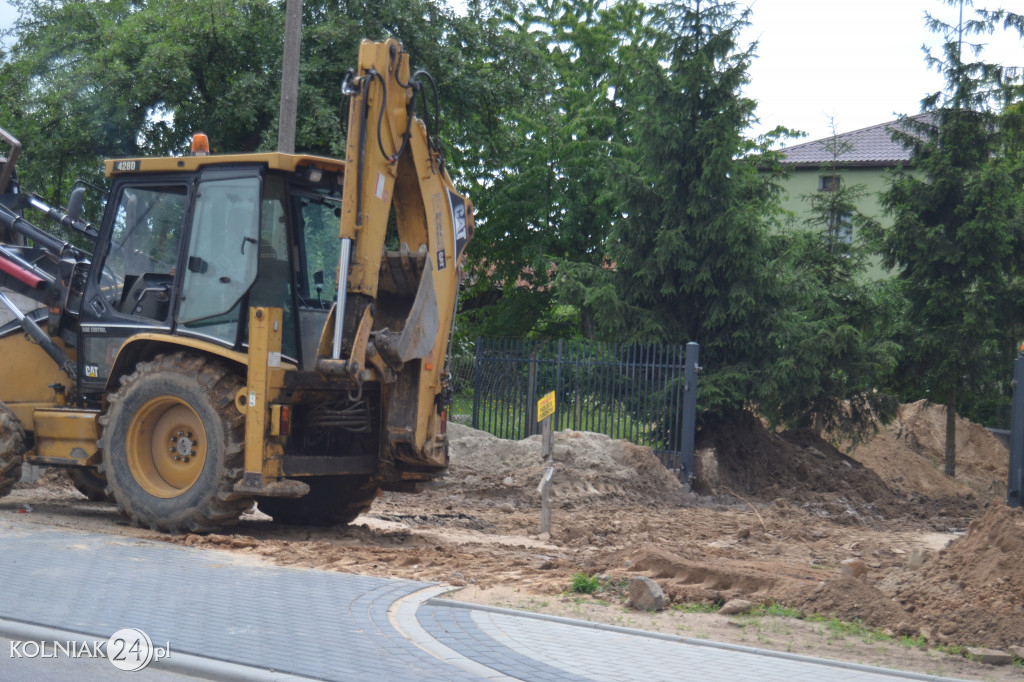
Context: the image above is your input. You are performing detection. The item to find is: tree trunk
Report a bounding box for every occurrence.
[581,309,594,340]
[944,395,956,478]
[812,402,824,438]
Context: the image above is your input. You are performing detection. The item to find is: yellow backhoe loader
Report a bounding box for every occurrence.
[0,39,473,532]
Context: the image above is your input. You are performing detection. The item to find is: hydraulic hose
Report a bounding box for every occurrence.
[0,203,81,258]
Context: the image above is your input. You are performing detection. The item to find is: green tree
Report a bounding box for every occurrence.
[588,0,788,422]
[0,0,283,204]
[455,0,652,341]
[761,123,900,443]
[0,0,466,202]
[867,1,1024,476]
[277,0,464,158]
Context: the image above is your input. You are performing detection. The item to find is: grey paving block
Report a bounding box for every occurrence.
[419,605,594,682]
[0,521,478,682]
[430,600,972,682]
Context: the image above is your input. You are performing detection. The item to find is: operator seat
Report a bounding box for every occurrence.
[121,273,173,320]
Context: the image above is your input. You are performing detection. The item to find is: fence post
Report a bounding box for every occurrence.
[472,337,482,430]
[1008,352,1024,508]
[555,339,564,432]
[526,351,538,436]
[680,342,700,486]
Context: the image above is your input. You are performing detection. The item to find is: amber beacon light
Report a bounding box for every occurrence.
[191,133,210,156]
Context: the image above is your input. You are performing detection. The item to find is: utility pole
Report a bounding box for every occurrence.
[277,0,302,154]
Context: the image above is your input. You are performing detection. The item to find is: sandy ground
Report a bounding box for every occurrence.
[3,401,1023,681]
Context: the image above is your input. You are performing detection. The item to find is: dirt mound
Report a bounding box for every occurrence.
[847,400,1008,501]
[620,541,822,605]
[794,576,908,628]
[442,423,689,508]
[698,411,989,529]
[701,412,903,524]
[888,504,1024,648]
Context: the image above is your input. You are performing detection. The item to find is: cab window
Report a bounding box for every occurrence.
[100,184,187,320]
[178,172,261,344]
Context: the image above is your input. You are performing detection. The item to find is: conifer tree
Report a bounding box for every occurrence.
[596,0,786,421]
[867,1,1024,476]
[763,122,899,443]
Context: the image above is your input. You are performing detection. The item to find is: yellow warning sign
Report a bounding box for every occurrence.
[537,391,556,422]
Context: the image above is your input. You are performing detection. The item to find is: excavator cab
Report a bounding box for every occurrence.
[75,159,344,396]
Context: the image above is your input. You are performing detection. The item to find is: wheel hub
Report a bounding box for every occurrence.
[172,431,195,459]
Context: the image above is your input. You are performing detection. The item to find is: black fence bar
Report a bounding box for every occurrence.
[680,341,699,482]
[1008,351,1024,508]
[472,336,482,429]
[470,337,699,478]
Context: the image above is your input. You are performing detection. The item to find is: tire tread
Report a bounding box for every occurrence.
[99,353,249,533]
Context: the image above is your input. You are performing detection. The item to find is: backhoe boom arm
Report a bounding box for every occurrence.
[328,39,473,466]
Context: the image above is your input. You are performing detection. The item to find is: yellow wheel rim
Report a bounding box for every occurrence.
[126,396,207,498]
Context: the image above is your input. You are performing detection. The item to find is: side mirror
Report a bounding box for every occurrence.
[67,186,86,221]
[313,270,325,293]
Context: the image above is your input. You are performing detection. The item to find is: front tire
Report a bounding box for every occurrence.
[0,401,26,498]
[99,353,250,533]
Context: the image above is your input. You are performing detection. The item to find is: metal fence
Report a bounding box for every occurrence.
[467,338,699,480]
[1007,354,1024,508]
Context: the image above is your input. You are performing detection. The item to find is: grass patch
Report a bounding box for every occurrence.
[805,615,890,645]
[808,615,869,640]
[753,602,803,619]
[450,394,474,418]
[503,598,549,612]
[899,634,929,650]
[570,572,601,594]
[935,643,965,657]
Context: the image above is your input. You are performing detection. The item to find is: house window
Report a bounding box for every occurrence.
[818,174,841,191]
[830,211,853,244]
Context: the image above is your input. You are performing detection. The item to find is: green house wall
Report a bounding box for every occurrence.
[776,166,895,280]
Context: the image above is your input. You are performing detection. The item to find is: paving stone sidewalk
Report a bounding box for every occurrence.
[0,521,473,681]
[417,601,971,682]
[0,519,970,681]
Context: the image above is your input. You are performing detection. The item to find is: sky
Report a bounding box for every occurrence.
[740,0,1023,145]
[0,0,1019,145]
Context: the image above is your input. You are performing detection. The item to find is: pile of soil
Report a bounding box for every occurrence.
[891,504,1024,647]
[846,400,1008,502]
[705,412,897,510]
[699,411,988,530]
[440,423,689,508]
[14,466,78,493]
[780,504,1024,649]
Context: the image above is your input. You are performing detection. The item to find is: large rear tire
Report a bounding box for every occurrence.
[67,467,114,502]
[0,401,26,498]
[99,353,250,533]
[257,476,379,527]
